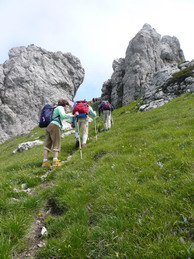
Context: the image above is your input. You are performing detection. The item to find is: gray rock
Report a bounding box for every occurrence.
[185,77,194,84]
[0,45,85,143]
[13,140,44,153]
[101,58,125,107]
[139,104,149,112]
[61,130,75,138]
[9,198,20,202]
[142,99,169,112]
[41,226,48,236]
[21,183,27,189]
[101,24,186,109]
[187,83,194,92]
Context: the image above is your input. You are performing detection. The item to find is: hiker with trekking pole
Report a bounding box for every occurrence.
[94,117,98,141]
[72,100,96,152]
[41,99,79,168]
[98,100,114,131]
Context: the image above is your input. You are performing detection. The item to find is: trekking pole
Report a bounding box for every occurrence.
[94,117,98,141]
[110,109,114,126]
[76,117,83,160]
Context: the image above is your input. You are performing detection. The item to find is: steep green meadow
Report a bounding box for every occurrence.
[0,93,193,258]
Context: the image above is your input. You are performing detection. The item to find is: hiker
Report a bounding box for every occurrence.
[98,100,113,131]
[72,100,96,148]
[42,99,79,168]
[92,97,100,103]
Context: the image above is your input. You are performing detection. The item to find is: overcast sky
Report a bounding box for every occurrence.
[0,0,193,101]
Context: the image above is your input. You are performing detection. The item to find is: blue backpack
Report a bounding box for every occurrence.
[38,104,56,128]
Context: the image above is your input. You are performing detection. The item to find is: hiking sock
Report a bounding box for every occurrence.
[82,136,87,144]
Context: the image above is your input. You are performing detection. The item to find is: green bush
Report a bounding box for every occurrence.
[169,65,194,84]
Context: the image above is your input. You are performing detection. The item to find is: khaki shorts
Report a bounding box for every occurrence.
[44,123,61,152]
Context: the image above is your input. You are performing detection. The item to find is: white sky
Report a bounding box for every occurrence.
[0,0,193,101]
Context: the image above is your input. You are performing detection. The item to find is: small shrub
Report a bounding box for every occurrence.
[169,65,194,84]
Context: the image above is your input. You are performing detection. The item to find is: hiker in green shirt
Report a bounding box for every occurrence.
[42,99,78,168]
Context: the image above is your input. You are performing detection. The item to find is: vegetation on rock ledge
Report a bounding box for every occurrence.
[169,65,194,84]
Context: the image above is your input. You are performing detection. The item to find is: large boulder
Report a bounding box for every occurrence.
[101,24,186,107]
[0,45,85,143]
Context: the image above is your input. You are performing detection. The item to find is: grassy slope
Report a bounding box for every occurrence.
[0,93,194,258]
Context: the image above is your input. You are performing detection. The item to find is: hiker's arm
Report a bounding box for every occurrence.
[58,106,78,119]
[89,106,96,117]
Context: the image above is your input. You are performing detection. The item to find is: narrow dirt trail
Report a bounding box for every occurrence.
[13,154,74,259]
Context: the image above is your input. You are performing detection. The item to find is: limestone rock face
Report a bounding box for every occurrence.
[101,24,185,107]
[139,59,194,112]
[0,45,85,143]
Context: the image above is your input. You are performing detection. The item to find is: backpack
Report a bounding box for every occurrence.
[38,104,55,128]
[102,101,111,110]
[73,100,89,118]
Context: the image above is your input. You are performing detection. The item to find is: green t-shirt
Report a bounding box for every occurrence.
[51,106,73,128]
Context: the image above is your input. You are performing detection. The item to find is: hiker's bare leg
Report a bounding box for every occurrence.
[103,112,108,130]
[42,148,51,167]
[82,119,89,144]
[53,151,59,160]
[107,111,111,129]
[43,149,49,160]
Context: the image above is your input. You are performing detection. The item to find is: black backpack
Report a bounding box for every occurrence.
[38,104,55,128]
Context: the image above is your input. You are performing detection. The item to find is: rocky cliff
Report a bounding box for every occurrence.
[0,45,85,143]
[101,24,194,110]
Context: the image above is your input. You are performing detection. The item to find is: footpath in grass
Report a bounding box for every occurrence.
[0,93,194,258]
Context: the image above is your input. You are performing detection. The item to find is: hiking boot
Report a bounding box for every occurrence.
[42,161,51,168]
[52,160,62,167]
[82,143,86,148]
[76,140,80,148]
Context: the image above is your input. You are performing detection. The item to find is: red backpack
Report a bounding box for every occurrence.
[102,101,111,110]
[73,100,89,118]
